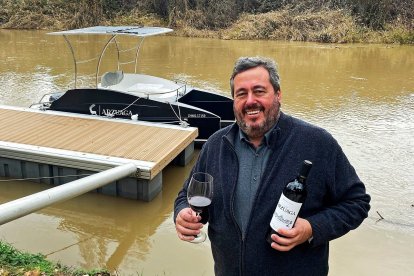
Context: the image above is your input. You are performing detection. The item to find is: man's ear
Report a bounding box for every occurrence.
[276,89,282,101]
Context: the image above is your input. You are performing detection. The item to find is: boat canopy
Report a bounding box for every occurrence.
[48,26,173,37]
[48,26,173,88]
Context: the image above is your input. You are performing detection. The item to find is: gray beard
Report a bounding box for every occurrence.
[235,101,280,139]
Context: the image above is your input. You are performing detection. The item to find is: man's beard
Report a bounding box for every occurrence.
[234,99,280,139]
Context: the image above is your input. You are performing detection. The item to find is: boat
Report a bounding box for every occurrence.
[30,26,234,144]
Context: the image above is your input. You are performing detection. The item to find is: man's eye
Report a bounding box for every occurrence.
[235,91,247,98]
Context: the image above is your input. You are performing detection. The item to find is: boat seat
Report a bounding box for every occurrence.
[101,71,124,87]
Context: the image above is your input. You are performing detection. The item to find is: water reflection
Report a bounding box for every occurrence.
[0,29,413,275]
[0,153,206,273]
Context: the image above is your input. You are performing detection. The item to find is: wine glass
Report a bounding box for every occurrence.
[187,172,213,243]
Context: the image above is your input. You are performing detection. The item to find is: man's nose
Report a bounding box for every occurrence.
[246,91,257,105]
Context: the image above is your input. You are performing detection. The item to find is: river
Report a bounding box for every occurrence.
[0,29,413,275]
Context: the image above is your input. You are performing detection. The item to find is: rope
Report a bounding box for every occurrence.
[0,174,93,182]
[122,96,141,111]
[168,102,189,128]
[103,97,142,118]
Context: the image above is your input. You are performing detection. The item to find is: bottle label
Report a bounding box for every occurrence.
[270,194,302,231]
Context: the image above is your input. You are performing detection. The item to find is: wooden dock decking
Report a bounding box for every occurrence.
[0,105,198,200]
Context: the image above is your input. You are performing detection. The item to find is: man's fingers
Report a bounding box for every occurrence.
[178,232,197,242]
[271,233,291,245]
[176,224,200,241]
[276,228,296,238]
[178,208,200,223]
[175,208,203,241]
[176,214,202,230]
[176,222,201,235]
[270,234,295,251]
[271,241,294,252]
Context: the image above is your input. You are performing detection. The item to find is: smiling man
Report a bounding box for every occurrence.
[174,56,370,276]
[231,61,282,147]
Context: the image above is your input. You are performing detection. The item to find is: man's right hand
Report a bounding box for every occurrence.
[175,207,204,242]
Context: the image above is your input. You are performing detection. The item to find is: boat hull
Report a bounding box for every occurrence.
[47,88,230,142]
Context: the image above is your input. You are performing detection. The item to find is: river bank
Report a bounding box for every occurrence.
[0,240,109,276]
[0,1,413,44]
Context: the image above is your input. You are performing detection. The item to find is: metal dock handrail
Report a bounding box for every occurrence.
[0,163,137,225]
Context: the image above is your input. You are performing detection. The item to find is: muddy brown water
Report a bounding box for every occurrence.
[0,29,413,275]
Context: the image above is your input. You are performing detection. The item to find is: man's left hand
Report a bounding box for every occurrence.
[270,217,313,252]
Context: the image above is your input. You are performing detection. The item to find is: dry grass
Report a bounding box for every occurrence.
[105,9,166,27]
[172,8,414,44]
[221,8,358,43]
[0,0,412,44]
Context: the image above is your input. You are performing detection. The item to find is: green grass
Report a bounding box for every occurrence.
[0,241,109,276]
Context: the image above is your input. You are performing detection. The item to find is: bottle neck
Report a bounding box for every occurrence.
[297,175,307,184]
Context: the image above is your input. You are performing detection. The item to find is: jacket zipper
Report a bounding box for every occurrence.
[223,137,245,276]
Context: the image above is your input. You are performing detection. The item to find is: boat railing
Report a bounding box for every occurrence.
[61,34,138,89]
[116,43,139,67]
[95,36,146,88]
[67,73,97,89]
[50,27,174,90]
[118,60,136,66]
[29,92,63,110]
[76,56,100,64]
[128,83,187,101]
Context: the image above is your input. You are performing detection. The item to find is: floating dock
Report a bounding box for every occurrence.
[0,105,197,201]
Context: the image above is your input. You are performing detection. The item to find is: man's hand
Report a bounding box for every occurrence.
[175,207,203,242]
[270,218,313,251]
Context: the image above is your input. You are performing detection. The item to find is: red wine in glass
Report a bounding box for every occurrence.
[187,172,213,243]
[189,196,211,216]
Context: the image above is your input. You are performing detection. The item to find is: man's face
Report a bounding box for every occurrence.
[233,66,281,141]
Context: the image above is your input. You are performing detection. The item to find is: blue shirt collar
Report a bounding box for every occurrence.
[238,123,277,148]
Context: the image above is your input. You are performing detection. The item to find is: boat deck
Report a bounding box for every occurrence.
[0,105,198,180]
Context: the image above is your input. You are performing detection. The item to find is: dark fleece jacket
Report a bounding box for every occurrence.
[174,112,371,276]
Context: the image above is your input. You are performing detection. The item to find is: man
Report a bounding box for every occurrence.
[174,56,370,275]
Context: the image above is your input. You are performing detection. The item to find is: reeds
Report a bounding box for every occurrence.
[0,0,412,44]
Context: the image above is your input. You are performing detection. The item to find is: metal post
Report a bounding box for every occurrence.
[0,163,137,225]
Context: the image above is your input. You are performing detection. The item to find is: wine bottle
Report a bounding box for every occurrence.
[266,160,313,244]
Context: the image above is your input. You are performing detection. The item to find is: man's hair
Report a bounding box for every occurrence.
[230,56,281,97]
